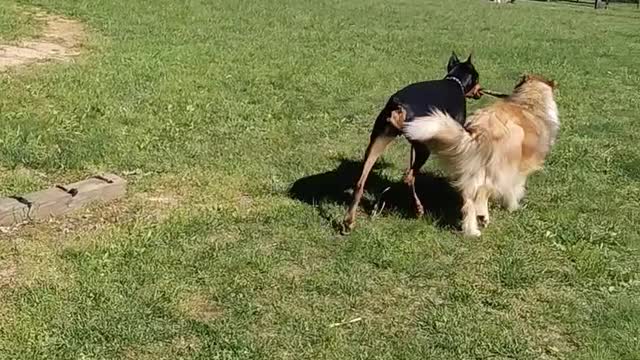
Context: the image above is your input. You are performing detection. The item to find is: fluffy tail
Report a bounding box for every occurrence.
[403,110,486,181]
[403,110,471,149]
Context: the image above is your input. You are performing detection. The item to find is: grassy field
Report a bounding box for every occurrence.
[0,0,38,41]
[1,0,639,358]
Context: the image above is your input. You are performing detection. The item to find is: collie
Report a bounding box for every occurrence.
[403,74,558,236]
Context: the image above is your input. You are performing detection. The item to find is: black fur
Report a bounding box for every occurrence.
[372,52,480,136]
[342,52,482,233]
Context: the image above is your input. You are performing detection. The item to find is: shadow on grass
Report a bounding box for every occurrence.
[288,158,462,231]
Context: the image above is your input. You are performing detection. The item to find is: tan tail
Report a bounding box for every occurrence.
[403,110,473,153]
[402,110,488,181]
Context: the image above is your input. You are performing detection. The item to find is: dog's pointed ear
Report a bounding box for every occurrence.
[466,52,474,63]
[447,51,460,72]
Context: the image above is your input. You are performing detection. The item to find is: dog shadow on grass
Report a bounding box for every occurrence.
[288,158,462,231]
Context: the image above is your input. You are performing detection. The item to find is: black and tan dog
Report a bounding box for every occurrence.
[343,52,482,233]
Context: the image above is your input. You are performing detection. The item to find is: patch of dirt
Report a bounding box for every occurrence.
[0,11,85,71]
[134,191,182,222]
[0,260,17,288]
[143,194,180,207]
[177,293,224,323]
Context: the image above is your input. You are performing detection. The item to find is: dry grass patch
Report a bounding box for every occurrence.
[0,9,85,71]
[177,292,224,323]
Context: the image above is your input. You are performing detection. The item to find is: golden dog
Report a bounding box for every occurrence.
[403,75,559,236]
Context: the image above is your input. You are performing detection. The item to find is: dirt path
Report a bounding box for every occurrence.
[0,11,85,71]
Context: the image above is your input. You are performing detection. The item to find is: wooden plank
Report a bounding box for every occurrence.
[63,173,126,210]
[22,188,73,221]
[0,198,29,226]
[0,173,127,227]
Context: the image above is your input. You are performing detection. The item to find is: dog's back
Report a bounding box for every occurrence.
[391,79,467,124]
[465,79,558,176]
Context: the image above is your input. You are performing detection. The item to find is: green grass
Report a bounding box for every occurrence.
[0,0,39,41]
[1,0,640,358]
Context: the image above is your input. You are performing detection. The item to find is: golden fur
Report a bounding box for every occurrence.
[403,75,559,236]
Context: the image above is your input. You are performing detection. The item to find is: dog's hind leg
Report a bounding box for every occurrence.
[475,186,490,228]
[503,176,526,212]
[404,143,430,217]
[343,129,396,233]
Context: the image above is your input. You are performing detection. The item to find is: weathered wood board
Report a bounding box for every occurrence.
[0,197,28,226]
[0,173,126,227]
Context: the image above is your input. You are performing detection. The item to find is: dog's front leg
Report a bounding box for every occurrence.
[461,190,481,237]
[404,143,430,217]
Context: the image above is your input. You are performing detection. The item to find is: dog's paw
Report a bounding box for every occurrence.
[464,228,482,237]
[462,224,482,237]
[506,204,520,213]
[403,172,416,186]
[477,215,490,228]
[340,219,355,235]
[415,203,425,218]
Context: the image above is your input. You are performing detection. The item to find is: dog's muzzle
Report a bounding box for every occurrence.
[466,84,483,99]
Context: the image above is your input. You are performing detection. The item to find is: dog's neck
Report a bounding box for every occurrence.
[510,84,553,109]
[509,83,559,141]
[445,76,465,93]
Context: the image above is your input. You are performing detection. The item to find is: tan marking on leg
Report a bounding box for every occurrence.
[343,132,396,233]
